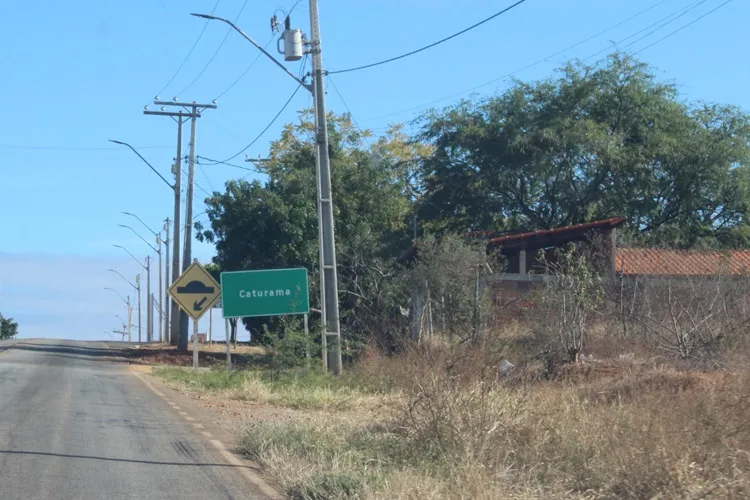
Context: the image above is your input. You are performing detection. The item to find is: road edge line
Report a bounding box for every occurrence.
[131,371,282,499]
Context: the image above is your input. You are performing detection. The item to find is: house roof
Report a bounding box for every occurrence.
[617,248,750,276]
[486,217,626,253]
[398,217,626,263]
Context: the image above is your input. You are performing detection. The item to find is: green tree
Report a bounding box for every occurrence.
[0,314,18,340]
[416,53,750,248]
[197,111,412,352]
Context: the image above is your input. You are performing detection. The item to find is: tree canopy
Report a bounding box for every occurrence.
[0,314,18,340]
[197,111,414,346]
[197,53,750,350]
[415,54,750,248]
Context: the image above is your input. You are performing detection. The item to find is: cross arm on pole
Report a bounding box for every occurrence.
[190,13,313,93]
[109,140,175,190]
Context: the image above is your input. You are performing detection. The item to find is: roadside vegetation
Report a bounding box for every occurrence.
[0,313,18,339]
[157,335,750,499]
[155,53,750,499]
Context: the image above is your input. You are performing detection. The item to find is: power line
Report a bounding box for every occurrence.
[213,35,276,101]
[197,156,262,173]
[214,83,303,163]
[327,75,370,147]
[180,167,211,197]
[358,0,708,125]
[177,0,250,97]
[153,0,222,99]
[212,0,304,101]
[197,162,215,192]
[525,0,672,67]
[327,0,530,75]
[0,143,171,151]
[632,0,735,55]
[584,0,709,63]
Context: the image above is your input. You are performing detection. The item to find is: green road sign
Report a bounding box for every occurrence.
[220,268,310,319]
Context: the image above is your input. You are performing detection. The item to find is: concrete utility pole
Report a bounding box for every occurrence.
[309,0,343,374]
[110,138,182,344]
[156,236,163,342]
[121,213,165,342]
[105,286,133,342]
[117,227,154,342]
[192,0,343,374]
[171,122,184,346]
[126,295,132,342]
[163,218,171,343]
[107,265,142,342]
[136,274,142,342]
[145,100,216,353]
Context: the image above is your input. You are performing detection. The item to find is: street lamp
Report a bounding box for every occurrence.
[108,268,142,343]
[119,224,163,343]
[105,287,132,342]
[192,5,343,373]
[109,140,174,189]
[113,245,151,342]
[111,140,181,348]
[115,314,127,328]
[121,214,170,344]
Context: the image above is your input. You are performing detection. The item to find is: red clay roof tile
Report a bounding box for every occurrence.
[617,248,750,276]
[486,217,627,247]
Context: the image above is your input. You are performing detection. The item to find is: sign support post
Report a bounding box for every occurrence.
[225,318,232,372]
[167,259,221,370]
[192,317,199,369]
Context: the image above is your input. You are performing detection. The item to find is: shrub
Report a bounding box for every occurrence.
[531,243,604,369]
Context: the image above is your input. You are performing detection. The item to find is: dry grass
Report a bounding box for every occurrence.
[154,366,391,411]
[233,345,750,499]
[156,332,750,499]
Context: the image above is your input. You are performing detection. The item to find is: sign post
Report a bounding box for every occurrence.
[168,260,221,367]
[224,318,232,372]
[220,268,310,318]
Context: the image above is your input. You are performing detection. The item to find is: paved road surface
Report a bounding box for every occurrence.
[0,339,268,499]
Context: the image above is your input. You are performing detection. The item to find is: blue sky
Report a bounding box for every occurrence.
[1,0,747,340]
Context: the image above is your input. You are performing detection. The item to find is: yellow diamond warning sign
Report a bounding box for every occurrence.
[168,261,221,321]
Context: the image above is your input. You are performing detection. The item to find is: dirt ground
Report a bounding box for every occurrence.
[122,342,269,368]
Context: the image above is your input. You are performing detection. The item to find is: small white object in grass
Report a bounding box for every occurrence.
[498,359,515,378]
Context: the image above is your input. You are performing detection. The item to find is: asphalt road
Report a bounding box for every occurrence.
[0,339,269,500]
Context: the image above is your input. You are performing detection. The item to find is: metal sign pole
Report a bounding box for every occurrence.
[192,318,199,369]
[225,318,232,372]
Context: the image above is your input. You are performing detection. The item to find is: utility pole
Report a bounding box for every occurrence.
[126,295,133,342]
[155,234,163,342]
[191,7,342,373]
[145,100,215,352]
[145,255,152,342]
[182,111,199,354]
[308,0,342,374]
[164,218,171,343]
[136,274,142,343]
[170,122,183,346]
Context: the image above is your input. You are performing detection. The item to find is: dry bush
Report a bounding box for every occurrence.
[613,273,750,363]
[525,243,604,376]
[235,337,750,499]
[407,234,497,343]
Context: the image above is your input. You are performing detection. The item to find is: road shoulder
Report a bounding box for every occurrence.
[131,370,283,499]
